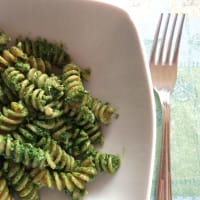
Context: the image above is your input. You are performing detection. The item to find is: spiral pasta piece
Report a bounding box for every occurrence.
[0,31,11,54]
[30,158,97,200]
[0,31,11,45]
[17,123,50,142]
[0,84,9,104]
[0,170,14,200]
[2,161,40,200]
[17,38,71,67]
[13,55,52,77]
[0,46,27,68]
[2,66,53,114]
[45,105,100,145]
[65,129,91,157]
[86,146,120,174]
[51,123,73,145]
[0,82,17,105]
[12,131,26,143]
[62,63,88,106]
[27,68,64,98]
[33,117,67,130]
[8,60,63,100]
[37,103,95,131]
[37,99,66,119]
[28,56,52,74]
[65,105,95,126]
[80,121,103,144]
[65,131,119,173]
[32,117,73,145]
[62,104,103,144]
[96,153,120,173]
[88,98,118,125]
[0,101,28,133]
[0,134,56,169]
[36,136,76,171]
[14,61,31,73]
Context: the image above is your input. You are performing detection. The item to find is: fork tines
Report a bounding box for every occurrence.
[150,13,185,66]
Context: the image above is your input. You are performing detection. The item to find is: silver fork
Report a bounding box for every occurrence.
[150,13,185,200]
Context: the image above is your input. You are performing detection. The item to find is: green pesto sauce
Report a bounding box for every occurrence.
[7,79,21,92]
[112,155,120,169]
[15,62,30,73]
[33,126,49,137]
[21,143,45,161]
[80,106,95,124]
[46,84,63,98]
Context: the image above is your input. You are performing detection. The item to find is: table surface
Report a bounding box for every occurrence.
[102,0,200,199]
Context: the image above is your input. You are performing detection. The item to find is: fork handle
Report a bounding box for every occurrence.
[156,92,172,200]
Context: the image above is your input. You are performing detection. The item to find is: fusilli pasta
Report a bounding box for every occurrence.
[0,46,27,68]
[16,38,71,67]
[0,134,56,169]
[27,68,64,98]
[0,30,120,200]
[62,63,88,107]
[0,170,14,200]
[0,31,11,53]
[28,56,52,74]
[2,66,53,114]
[30,158,97,200]
[2,161,40,200]
[0,101,28,133]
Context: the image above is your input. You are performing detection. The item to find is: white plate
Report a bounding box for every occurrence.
[0,0,156,200]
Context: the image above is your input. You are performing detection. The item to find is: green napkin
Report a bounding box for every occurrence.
[151,67,200,198]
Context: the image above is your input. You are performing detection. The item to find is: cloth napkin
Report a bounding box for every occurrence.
[151,67,200,200]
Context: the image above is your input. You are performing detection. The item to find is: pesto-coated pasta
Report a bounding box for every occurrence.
[28,56,52,74]
[31,117,72,146]
[0,82,17,105]
[88,97,118,125]
[86,146,120,173]
[0,170,14,200]
[65,129,91,157]
[17,123,49,142]
[33,117,67,130]
[64,131,120,173]
[0,101,28,133]
[12,131,26,143]
[79,121,103,145]
[93,152,120,173]
[65,105,95,126]
[62,63,88,106]
[51,122,73,145]
[0,31,120,200]
[27,68,64,98]
[0,46,27,68]
[2,161,40,200]
[30,158,97,200]
[16,38,71,67]
[2,66,53,114]
[0,31,11,53]
[38,100,66,119]
[36,136,77,171]
[0,134,56,169]
[3,61,63,98]
[14,123,77,171]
